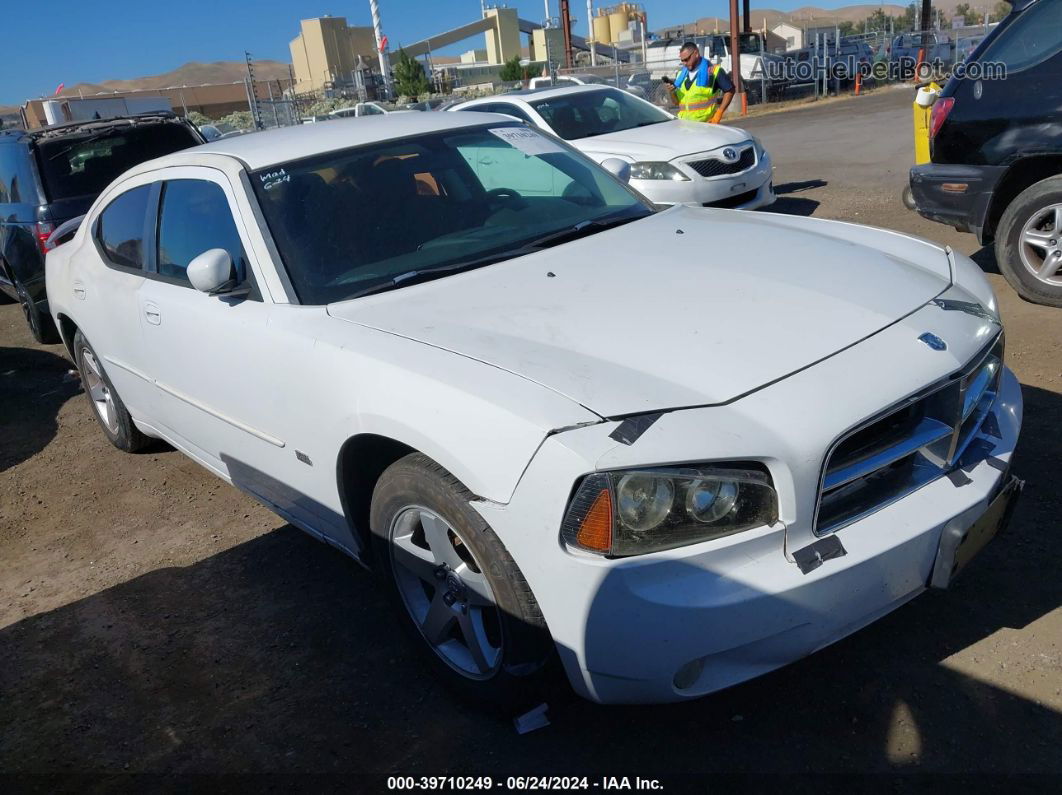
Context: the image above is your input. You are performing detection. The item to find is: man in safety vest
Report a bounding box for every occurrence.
[662,42,735,124]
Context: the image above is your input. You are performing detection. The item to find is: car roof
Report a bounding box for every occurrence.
[128,112,520,172]
[470,85,613,104]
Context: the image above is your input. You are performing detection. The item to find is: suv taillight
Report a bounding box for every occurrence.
[929,97,955,139]
[35,221,55,254]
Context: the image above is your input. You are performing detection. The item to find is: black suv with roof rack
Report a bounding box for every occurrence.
[0,112,204,342]
[909,0,1062,307]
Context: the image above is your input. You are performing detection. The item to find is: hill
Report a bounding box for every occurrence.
[0,60,291,125]
[665,2,978,35]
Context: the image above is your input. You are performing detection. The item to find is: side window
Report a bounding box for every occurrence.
[96,185,151,270]
[0,145,14,203]
[492,104,534,124]
[0,144,37,204]
[157,179,249,286]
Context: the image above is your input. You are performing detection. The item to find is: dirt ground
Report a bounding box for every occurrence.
[2,88,1060,785]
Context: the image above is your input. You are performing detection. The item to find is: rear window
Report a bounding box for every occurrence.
[34,123,200,202]
[978,0,1062,73]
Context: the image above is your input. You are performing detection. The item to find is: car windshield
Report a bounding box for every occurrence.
[530,88,669,140]
[34,122,200,201]
[738,33,763,54]
[251,124,652,305]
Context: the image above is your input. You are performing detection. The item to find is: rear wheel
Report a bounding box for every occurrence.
[73,330,150,452]
[995,175,1062,307]
[370,453,556,708]
[15,281,60,344]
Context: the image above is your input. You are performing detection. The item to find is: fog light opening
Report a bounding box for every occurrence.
[673,657,706,691]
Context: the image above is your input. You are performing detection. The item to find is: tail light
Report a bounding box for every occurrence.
[35,221,55,254]
[930,97,955,139]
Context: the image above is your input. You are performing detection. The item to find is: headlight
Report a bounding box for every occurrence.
[629,161,690,181]
[560,465,778,557]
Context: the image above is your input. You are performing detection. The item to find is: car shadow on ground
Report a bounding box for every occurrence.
[2,386,1059,778]
[0,346,81,473]
[764,180,828,218]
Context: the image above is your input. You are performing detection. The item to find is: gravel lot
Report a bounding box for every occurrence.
[2,87,1060,782]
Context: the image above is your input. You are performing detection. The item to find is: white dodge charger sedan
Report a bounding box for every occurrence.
[450,85,775,210]
[47,112,1022,705]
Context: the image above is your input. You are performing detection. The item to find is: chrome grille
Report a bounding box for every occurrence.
[816,333,1005,534]
[687,147,755,178]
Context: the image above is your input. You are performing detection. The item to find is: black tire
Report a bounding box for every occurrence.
[15,280,61,344]
[369,453,558,709]
[72,329,150,452]
[995,175,1062,308]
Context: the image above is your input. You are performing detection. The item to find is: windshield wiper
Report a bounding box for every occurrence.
[343,215,643,301]
[519,214,642,250]
[343,249,534,300]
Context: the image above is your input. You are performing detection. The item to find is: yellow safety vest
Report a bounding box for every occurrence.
[674,61,723,123]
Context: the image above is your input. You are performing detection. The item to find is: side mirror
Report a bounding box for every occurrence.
[601,158,631,184]
[187,248,235,294]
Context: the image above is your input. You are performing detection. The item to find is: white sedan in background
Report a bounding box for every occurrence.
[451,85,775,209]
[47,112,1020,705]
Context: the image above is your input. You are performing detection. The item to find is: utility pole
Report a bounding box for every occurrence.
[244,51,262,129]
[560,0,573,68]
[729,0,743,112]
[587,0,596,66]
[369,0,392,98]
[742,0,750,34]
[920,0,931,33]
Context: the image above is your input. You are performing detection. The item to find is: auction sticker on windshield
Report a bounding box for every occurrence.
[489,127,564,155]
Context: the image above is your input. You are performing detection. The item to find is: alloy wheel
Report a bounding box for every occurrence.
[1019,202,1062,287]
[80,349,119,434]
[389,506,503,679]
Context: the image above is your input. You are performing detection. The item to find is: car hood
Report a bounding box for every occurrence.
[573,119,752,162]
[326,207,951,418]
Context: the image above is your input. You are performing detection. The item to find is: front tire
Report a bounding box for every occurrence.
[72,330,150,452]
[995,175,1062,307]
[370,453,556,708]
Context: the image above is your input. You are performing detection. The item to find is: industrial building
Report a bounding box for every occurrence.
[288,4,647,96]
[288,16,380,95]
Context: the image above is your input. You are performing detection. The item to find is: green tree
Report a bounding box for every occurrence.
[838,20,857,37]
[954,3,973,22]
[185,110,213,126]
[989,1,1010,23]
[499,55,524,82]
[217,110,254,131]
[393,49,430,101]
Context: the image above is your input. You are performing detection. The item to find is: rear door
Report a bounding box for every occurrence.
[72,179,158,420]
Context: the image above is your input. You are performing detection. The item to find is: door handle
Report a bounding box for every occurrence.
[73,281,86,300]
[143,302,161,325]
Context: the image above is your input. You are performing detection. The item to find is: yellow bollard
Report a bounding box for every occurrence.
[913,81,941,166]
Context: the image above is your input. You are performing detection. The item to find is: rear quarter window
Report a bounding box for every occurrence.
[95,185,151,270]
[979,0,1062,73]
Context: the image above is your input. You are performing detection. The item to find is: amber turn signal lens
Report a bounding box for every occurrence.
[576,488,613,553]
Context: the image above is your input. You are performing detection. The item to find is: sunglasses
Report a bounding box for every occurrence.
[679,53,697,63]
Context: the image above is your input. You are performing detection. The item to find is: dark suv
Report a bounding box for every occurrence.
[0,113,204,341]
[909,0,1062,307]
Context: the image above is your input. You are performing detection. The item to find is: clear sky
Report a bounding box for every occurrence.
[0,0,861,105]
